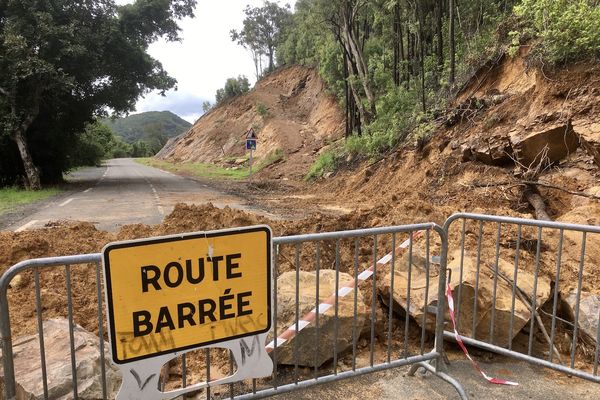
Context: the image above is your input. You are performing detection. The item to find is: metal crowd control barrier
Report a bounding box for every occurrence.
[444,213,600,384]
[0,223,467,399]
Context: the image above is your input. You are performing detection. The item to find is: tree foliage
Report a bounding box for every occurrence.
[0,0,196,188]
[215,75,250,105]
[278,0,518,163]
[513,0,600,64]
[231,1,292,78]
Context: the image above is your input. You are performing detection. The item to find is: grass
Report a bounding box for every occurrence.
[137,158,252,179]
[137,150,287,180]
[0,187,61,215]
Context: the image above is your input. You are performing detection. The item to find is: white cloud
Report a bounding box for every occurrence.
[114,0,296,123]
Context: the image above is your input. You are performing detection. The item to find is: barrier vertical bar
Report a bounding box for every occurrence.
[549,230,564,363]
[420,230,431,355]
[205,349,211,399]
[387,233,397,363]
[333,239,340,375]
[272,244,279,390]
[490,223,502,344]
[352,238,359,372]
[34,269,49,399]
[456,220,466,329]
[0,279,16,400]
[434,224,448,373]
[370,235,378,367]
[94,262,107,400]
[528,227,543,356]
[294,243,300,384]
[571,232,586,369]
[473,221,484,341]
[508,225,522,350]
[314,242,321,380]
[65,264,79,399]
[404,232,413,358]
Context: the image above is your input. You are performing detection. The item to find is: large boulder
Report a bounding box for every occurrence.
[273,270,368,367]
[510,123,579,167]
[379,251,551,347]
[461,137,513,166]
[572,120,600,167]
[563,291,600,347]
[0,318,121,400]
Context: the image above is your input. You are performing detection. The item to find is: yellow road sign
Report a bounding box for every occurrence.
[102,226,272,364]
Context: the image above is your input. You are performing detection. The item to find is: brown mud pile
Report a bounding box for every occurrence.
[2,51,600,387]
[156,65,345,181]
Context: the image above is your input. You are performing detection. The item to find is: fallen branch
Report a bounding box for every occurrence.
[524,185,551,221]
[472,180,600,201]
[484,264,564,365]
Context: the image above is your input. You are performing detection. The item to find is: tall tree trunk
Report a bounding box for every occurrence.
[449,0,456,84]
[343,50,351,137]
[268,47,274,72]
[418,1,426,112]
[435,0,443,72]
[341,3,376,119]
[336,31,369,128]
[12,127,41,190]
[393,2,400,86]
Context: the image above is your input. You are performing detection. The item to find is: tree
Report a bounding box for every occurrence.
[449,0,456,84]
[231,1,292,77]
[0,0,196,189]
[215,76,250,104]
[202,101,212,113]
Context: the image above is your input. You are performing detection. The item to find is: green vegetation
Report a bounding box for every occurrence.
[269,0,600,179]
[215,76,251,105]
[231,2,292,78]
[138,158,252,180]
[70,122,126,167]
[138,148,285,180]
[513,0,600,64]
[256,102,269,118]
[102,111,191,155]
[259,148,285,168]
[0,0,196,189]
[306,151,337,181]
[0,187,61,215]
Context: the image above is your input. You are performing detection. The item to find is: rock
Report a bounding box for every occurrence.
[323,171,334,179]
[468,138,513,166]
[234,158,247,165]
[572,120,600,167]
[273,270,368,367]
[0,318,121,400]
[379,251,551,347]
[510,123,579,166]
[460,145,474,162]
[563,291,600,345]
[8,274,24,290]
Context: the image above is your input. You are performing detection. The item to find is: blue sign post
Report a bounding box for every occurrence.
[245,129,258,173]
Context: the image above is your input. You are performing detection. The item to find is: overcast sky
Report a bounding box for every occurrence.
[113,0,295,123]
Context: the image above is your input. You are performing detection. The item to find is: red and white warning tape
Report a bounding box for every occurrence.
[446,281,518,386]
[264,229,518,387]
[265,231,423,352]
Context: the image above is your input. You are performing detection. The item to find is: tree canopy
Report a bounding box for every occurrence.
[215,75,251,105]
[230,1,292,78]
[0,0,196,189]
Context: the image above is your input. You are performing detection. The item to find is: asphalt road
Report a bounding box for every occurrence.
[270,356,600,400]
[4,158,258,232]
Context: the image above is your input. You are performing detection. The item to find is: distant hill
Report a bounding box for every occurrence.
[102,111,192,150]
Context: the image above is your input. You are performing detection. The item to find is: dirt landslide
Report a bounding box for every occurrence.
[3,50,600,391]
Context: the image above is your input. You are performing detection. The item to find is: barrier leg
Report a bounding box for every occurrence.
[408,359,469,400]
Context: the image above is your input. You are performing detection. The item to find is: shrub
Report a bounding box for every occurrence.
[305,150,337,180]
[256,102,269,118]
[514,0,600,64]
